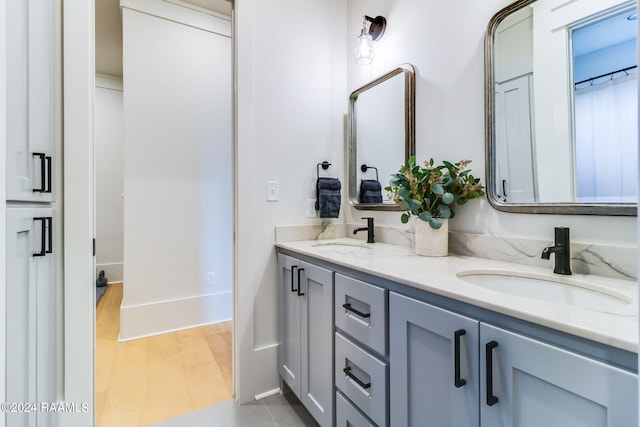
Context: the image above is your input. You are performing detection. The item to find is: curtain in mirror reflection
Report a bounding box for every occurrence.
[574,73,637,202]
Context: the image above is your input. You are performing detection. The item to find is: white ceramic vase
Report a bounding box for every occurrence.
[415,218,448,257]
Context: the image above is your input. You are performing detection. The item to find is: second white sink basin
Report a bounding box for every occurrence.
[456,269,632,312]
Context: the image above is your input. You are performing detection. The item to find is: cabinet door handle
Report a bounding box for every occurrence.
[454,329,467,388]
[290,266,298,292]
[32,153,46,193]
[45,217,53,254]
[343,366,370,389]
[45,156,52,193]
[297,268,305,296]
[486,340,499,406]
[32,217,47,257]
[342,303,371,318]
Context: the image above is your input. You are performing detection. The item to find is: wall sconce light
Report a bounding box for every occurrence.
[354,15,387,65]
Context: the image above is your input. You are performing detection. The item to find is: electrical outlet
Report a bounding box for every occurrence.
[306,199,317,218]
[206,272,216,286]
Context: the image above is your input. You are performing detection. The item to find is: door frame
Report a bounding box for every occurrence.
[61,1,95,426]
[62,1,238,425]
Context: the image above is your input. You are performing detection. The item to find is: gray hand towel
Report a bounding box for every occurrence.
[316,177,341,218]
[359,179,383,203]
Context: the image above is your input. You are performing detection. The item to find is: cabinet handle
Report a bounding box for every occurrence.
[32,153,46,193]
[45,156,52,193]
[297,268,305,296]
[45,217,53,254]
[486,340,499,406]
[32,217,47,257]
[342,303,371,318]
[343,366,370,389]
[290,266,298,292]
[454,329,466,388]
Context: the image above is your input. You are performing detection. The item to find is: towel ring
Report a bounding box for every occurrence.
[317,161,331,179]
[360,164,379,181]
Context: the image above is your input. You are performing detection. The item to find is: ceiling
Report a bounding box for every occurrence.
[572,8,637,57]
[95,0,232,77]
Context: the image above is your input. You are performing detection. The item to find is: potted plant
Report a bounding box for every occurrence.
[385,156,485,256]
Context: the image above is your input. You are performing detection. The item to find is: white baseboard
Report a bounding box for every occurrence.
[95,262,124,283]
[119,291,232,341]
[254,387,281,401]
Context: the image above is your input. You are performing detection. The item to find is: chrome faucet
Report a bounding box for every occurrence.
[541,227,572,275]
[353,217,375,243]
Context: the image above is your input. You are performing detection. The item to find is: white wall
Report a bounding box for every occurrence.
[345,0,637,247]
[95,75,124,283]
[120,0,232,340]
[234,0,347,402]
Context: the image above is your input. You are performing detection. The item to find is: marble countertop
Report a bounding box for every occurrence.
[275,238,638,353]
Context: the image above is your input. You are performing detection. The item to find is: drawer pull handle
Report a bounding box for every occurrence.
[290,266,298,293]
[45,155,52,193]
[342,303,371,318]
[454,329,466,388]
[486,340,499,406]
[32,217,47,257]
[32,153,46,193]
[45,216,53,254]
[343,366,370,389]
[297,268,305,296]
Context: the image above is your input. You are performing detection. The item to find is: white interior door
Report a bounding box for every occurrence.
[495,75,536,203]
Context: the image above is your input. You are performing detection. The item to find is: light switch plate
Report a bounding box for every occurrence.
[267,181,279,201]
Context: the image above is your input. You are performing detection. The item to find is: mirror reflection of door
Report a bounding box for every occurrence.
[495,75,536,203]
[572,8,638,203]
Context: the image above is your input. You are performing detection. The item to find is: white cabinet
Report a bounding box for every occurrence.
[277,254,333,427]
[389,293,480,427]
[6,0,58,202]
[390,292,638,427]
[6,208,57,427]
[480,323,638,427]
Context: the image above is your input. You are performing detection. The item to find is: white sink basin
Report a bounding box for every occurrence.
[311,240,371,255]
[456,269,632,312]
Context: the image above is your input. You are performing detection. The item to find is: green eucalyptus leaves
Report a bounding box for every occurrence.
[385,156,485,229]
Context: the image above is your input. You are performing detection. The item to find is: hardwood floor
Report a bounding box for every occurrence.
[96,283,233,427]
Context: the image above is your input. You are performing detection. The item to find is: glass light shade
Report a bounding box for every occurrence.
[354,33,375,65]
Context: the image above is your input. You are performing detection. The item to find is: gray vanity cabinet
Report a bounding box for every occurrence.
[389,293,480,427]
[277,254,334,427]
[278,254,302,398]
[389,291,638,427]
[480,323,638,427]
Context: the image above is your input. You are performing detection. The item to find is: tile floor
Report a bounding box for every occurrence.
[149,392,319,427]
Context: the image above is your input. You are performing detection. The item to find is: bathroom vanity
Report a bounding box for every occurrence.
[275,238,638,427]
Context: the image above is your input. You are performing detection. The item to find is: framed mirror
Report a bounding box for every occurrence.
[348,64,415,210]
[485,0,637,215]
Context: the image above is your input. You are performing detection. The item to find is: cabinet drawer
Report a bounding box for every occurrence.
[335,274,387,356]
[336,391,376,427]
[335,332,388,427]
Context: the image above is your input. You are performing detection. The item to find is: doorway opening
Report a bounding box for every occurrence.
[94,1,234,425]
